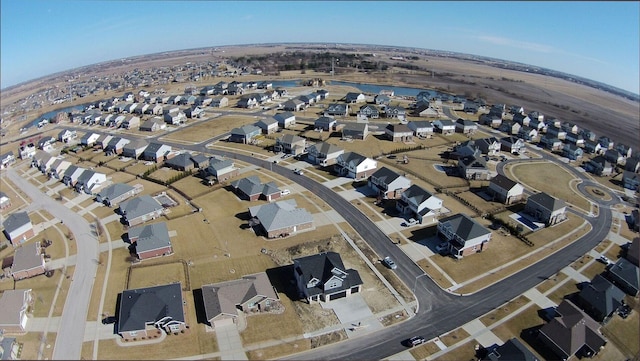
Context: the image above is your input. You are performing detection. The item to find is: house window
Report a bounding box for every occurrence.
[129,331,138,337]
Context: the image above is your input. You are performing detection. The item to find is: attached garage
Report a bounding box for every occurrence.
[327,290,347,301]
[212,317,235,329]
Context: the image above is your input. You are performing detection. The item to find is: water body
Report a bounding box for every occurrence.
[29,104,87,129]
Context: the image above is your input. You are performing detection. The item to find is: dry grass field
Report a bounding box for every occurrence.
[161,115,259,143]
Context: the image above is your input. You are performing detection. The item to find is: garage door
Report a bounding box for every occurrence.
[213,317,235,328]
[329,290,347,301]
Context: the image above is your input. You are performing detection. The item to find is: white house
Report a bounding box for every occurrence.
[334,152,378,179]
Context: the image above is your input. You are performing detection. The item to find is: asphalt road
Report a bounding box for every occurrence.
[6,168,99,360]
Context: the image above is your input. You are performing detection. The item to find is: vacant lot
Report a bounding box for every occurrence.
[127,261,187,290]
[162,115,258,143]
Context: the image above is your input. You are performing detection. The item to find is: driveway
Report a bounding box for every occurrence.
[321,294,383,337]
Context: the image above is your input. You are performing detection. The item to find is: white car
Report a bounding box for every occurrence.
[280,189,291,196]
[294,169,304,175]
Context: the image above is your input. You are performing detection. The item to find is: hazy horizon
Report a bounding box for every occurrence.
[2,1,639,95]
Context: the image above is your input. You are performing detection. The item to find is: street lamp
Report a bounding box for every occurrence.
[413,273,428,294]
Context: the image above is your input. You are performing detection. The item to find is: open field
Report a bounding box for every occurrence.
[161,115,259,143]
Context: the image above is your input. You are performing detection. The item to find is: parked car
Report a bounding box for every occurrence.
[402,218,418,227]
[598,255,611,265]
[405,336,426,347]
[294,169,304,175]
[281,189,291,196]
[382,256,397,270]
[435,242,449,253]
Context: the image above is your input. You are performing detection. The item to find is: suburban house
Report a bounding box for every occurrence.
[539,135,563,151]
[616,143,633,158]
[413,102,439,117]
[139,118,166,132]
[201,272,280,329]
[62,165,85,187]
[164,153,197,172]
[546,125,567,140]
[11,242,46,280]
[488,174,525,205]
[482,338,539,361]
[273,112,296,128]
[437,213,492,258]
[121,116,141,129]
[359,104,380,119]
[606,258,639,296]
[576,274,625,322]
[563,143,584,160]
[518,126,538,141]
[204,157,239,184]
[625,157,640,173]
[627,237,639,265]
[375,94,390,106]
[396,184,443,224]
[18,144,36,160]
[584,156,613,176]
[325,103,349,117]
[118,195,165,227]
[293,251,363,303]
[37,137,56,152]
[57,129,77,143]
[525,192,567,226]
[80,132,100,147]
[282,99,305,112]
[121,139,149,159]
[142,142,172,163]
[231,176,282,202]
[306,142,344,166]
[622,170,640,191]
[368,167,411,200]
[457,152,491,180]
[407,121,434,138]
[345,92,365,103]
[385,105,407,120]
[433,119,456,135]
[2,212,35,246]
[0,289,33,334]
[210,97,229,108]
[384,124,413,142]
[565,132,585,147]
[500,137,526,154]
[452,138,501,158]
[538,300,606,360]
[0,191,11,209]
[128,222,173,260]
[604,149,624,165]
[255,117,279,134]
[96,183,143,207]
[48,158,71,179]
[341,123,369,140]
[229,125,261,144]
[314,116,337,131]
[117,283,186,341]
[455,118,477,134]
[334,152,378,179]
[74,169,107,194]
[275,134,306,155]
[248,199,313,238]
[479,114,503,128]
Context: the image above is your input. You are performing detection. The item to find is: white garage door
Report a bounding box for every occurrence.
[213,317,235,328]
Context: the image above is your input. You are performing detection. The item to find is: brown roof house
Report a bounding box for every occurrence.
[488,174,524,205]
[118,195,165,227]
[201,272,280,329]
[0,289,33,334]
[3,212,35,246]
[248,199,313,239]
[538,299,606,360]
[524,192,567,226]
[128,222,173,261]
[293,251,363,303]
[231,176,281,202]
[11,242,46,280]
[117,283,187,341]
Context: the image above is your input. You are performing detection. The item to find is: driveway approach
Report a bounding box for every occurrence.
[5,168,99,360]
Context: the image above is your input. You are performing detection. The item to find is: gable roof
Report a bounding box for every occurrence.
[370,167,404,184]
[97,183,135,202]
[118,283,184,332]
[293,251,363,297]
[165,153,193,168]
[231,124,260,136]
[485,338,539,361]
[528,192,566,212]
[128,222,171,253]
[578,274,625,319]
[248,199,313,232]
[2,212,32,234]
[119,195,163,219]
[231,176,280,197]
[11,242,43,274]
[490,174,519,191]
[439,213,491,241]
[0,289,31,327]
[337,152,368,167]
[201,272,278,320]
[608,257,640,291]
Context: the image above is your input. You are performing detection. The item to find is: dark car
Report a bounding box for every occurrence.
[102,316,117,325]
[405,336,426,347]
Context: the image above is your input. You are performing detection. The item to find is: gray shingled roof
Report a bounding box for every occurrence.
[118,283,184,332]
[528,192,565,212]
[490,174,518,191]
[578,274,625,320]
[97,183,135,203]
[128,222,171,253]
[0,289,31,327]
[2,212,32,234]
[401,184,434,207]
[485,338,539,361]
[248,199,313,232]
[119,195,163,220]
[370,167,402,184]
[293,251,363,297]
[439,213,491,241]
[337,152,367,167]
[11,242,42,274]
[201,272,278,320]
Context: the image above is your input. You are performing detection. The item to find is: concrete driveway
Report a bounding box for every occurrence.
[321,294,383,337]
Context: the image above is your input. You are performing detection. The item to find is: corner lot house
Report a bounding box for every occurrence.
[128,222,173,260]
[334,152,378,179]
[0,289,33,334]
[293,251,363,303]
[117,283,186,341]
[607,258,639,296]
[368,167,411,200]
[3,212,35,246]
[525,192,566,226]
[118,195,165,227]
[306,142,344,166]
[437,213,492,258]
[396,184,443,223]
[229,125,261,144]
[11,242,46,280]
[0,191,11,209]
[248,199,313,238]
[576,274,625,322]
[488,174,524,204]
[96,183,142,207]
[201,272,280,329]
[538,300,606,360]
[142,143,172,163]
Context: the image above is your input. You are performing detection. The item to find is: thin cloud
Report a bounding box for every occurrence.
[476,35,554,53]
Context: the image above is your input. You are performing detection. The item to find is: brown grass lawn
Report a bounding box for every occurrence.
[171,174,212,199]
[39,224,71,259]
[126,177,168,196]
[163,115,259,143]
[547,280,580,305]
[602,311,640,358]
[417,259,454,289]
[507,162,590,211]
[535,272,568,294]
[15,331,56,360]
[570,254,594,271]
[439,328,471,347]
[526,213,587,245]
[90,248,132,318]
[209,140,272,157]
[454,190,506,214]
[580,261,607,281]
[105,220,127,243]
[124,161,161,178]
[246,340,311,360]
[480,295,530,326]
[147,166,183,183]
[594,239,612,254]
[433,340,476,361]
[410,341,443,360]
[491,305,545,358]
[0,177,30,211]
[240,296,303,345]
[128,261,186,290]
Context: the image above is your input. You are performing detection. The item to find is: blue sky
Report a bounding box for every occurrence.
[2,1,639,94]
